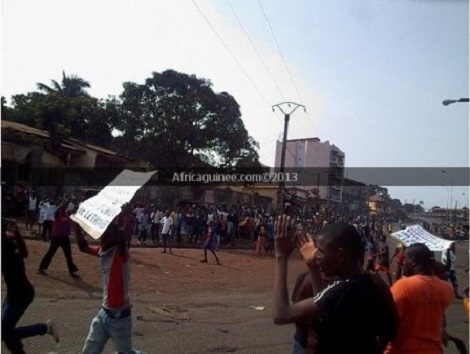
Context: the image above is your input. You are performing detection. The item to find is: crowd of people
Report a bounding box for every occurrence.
[1,189,468,353]
[273,215,468,354]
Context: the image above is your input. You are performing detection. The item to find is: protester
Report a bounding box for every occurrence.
[384,243,454,354]
[290,267,340,354]
[375,234,393,286]
[2,219,59,353]
[441,242,462,298]
[150,206,160,244]
[137,208,150,245]
[265,217,275,256]
[273,218,398,354]
[390,242,406,282]
[216,214,227,251]
[41,198,57,241]
[37,201,80,278]
[200,221,221,265]
[37,197,48,237]
[72,213,146,354]
[186,208,196,243]
[161,210,173,254]
[25,191,38,231]
[255,225,268,256]
[365,235,378,272]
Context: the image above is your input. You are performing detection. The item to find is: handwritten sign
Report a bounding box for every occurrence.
[390,225,453,252]
[70,169,157,239]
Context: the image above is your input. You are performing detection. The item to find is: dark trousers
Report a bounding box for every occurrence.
[151,223,159,242]
[2,300,47,354]
[176,224,182,244]
[39,237,79,274]
[41,220,53,241]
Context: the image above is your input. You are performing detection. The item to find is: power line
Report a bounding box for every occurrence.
[293,109,318,138]
[258,0,304,106]
[226,0,285,101]
[191,0,271,106]
[305,111,319,136]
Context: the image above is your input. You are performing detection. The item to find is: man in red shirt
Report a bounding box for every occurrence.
[37,201,79,278]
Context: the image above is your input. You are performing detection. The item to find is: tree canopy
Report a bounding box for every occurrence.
[112,70,259,168]
[2,70,260,168]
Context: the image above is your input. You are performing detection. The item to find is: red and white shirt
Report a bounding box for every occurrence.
[89,246,131,310]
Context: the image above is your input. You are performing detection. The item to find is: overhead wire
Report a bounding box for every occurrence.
[258,0,303,104]
[258,0,319,137]
[226,0,285,102]
[191,0,271,107]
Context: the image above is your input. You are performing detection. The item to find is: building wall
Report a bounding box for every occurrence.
[41,150,64,166]
[72,150,97,168]
[274,138,345,204]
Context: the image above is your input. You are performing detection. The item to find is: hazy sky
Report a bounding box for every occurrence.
[2,0,469,209]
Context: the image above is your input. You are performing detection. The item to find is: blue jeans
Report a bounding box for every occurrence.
[82,308,145,354]
[292,340,307,354]
[2,300,48,354]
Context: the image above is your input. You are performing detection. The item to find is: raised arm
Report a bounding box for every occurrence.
[296,232,323,295]
[273,215,318,325]
[71,221,99,256]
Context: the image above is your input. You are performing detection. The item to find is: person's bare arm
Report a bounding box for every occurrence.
[296,232,323,295]
[71,222,98,256]
[272,216,319,325]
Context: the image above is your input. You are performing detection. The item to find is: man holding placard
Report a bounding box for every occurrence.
[72,214,145,354]
[68,169,155,353]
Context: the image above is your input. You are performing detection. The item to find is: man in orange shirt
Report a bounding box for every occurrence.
[385,243,454,354]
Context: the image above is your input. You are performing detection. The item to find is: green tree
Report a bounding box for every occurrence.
[112,69,259,168]
[36,71,91,98]
[4,72,114,150]
[1,96,14,121]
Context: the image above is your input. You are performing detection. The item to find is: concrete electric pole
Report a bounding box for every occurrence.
[272,102,306,214]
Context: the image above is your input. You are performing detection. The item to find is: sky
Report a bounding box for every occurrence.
[1,0,469,209]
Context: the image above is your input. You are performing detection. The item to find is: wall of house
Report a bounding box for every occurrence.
[41,151,65,166]
[72,150,97,168]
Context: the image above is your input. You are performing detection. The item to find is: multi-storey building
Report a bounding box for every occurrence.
[274,137,345,206]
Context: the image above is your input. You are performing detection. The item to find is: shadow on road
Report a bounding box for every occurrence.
[40,273,102,299]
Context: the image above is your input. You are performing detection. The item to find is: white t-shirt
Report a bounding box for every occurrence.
[44,204,57,221]
[38,203,48,223]
[161,216,173,234]
[28,197,37,211]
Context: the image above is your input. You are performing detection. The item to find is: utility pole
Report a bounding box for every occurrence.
[272,102,306,214]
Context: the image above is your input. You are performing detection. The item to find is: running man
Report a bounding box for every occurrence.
[2,219,59,353]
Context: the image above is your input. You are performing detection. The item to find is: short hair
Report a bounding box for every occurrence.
[406,243,434,268]
[318,222,365,259]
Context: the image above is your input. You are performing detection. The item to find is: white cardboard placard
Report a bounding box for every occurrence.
[390,224,453,252]
[70,169,157,239]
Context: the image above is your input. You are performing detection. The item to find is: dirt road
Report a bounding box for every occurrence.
[2,236,468,353]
